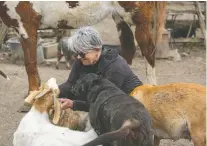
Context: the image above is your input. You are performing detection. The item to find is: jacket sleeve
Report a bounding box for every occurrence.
[72,100,90,112]
[58,60,81,99]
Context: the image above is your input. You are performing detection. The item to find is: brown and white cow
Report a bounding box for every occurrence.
[0,1,165,93]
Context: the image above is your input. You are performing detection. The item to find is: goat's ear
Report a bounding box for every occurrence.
[25,90,42,104]
[34,88,51,99]
[52,89,61,124]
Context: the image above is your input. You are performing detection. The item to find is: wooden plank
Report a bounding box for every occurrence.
[169,38,204,43]
[194,1,206,45]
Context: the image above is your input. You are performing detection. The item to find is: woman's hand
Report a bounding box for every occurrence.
[59,98,73,110]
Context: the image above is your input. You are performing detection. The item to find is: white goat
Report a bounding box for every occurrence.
[13,78,99,146]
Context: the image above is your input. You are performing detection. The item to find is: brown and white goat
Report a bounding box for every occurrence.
[25,78,90,131]
[130,83,206,146]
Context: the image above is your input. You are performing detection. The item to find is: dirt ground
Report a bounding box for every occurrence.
[0,46,206,146]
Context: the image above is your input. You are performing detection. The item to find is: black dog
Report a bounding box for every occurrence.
[72,73,153,146]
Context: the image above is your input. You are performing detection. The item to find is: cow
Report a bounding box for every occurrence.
[0,1,166,93]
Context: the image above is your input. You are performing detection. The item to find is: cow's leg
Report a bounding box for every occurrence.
[15,2,41,92]
[14,2,41,112]
[132,2,156,85]
[145,58,156,85]
[20,38,40,91]
[118,2,157,85]
[112,12,136,65]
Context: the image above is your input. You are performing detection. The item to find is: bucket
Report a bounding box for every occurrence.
[6,37,45,64]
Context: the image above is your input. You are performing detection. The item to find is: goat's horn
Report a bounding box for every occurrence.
[0,69,10,80]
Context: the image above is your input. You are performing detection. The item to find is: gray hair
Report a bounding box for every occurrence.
[68,26,102,54]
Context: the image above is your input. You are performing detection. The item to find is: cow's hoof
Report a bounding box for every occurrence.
[55,65,59,70]
[66,65,71,70]
[17,102,32,113]
[67,67,72,70]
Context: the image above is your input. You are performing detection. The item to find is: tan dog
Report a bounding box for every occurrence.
[49,108,91,131]
[130,83,206,146]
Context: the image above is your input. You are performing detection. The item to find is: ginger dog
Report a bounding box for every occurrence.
[130,83,206,146]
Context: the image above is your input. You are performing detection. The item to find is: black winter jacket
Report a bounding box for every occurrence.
[58,45,143,111]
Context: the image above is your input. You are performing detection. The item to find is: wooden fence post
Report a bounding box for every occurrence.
[194,1,206,45]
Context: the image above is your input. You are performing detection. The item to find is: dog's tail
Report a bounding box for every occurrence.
[0,69,10,80]
[82,119,140,146]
